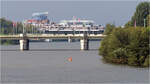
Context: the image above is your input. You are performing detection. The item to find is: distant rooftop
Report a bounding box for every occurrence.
[32,12,48,16]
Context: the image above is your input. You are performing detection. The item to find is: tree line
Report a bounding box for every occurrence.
[0,18,38,45]
[0,17,38,35]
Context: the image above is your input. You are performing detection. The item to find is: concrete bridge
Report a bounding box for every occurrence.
[0,34,106,51]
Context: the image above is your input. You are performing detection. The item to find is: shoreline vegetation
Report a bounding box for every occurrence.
[0,34,19,45]
[0,39,19,45]
[99,27,149,67]
[99,2,150,67]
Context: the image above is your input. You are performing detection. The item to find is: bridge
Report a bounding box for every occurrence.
[0,33,106,51]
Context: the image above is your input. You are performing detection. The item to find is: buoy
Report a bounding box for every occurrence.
[68,57,72,62]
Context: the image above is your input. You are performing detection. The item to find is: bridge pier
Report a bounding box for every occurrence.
[45,39,53,42]
[68,37,72,43]
[19,34,29,51]
[80,34,89,50]
[20,39,29,51]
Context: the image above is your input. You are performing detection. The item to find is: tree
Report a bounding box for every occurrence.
[99,27,149,67]
[130,2,150,27]
[125,21,132,28]
[104,23,115,35]
[0,18,13,34]
[146,14,150,27]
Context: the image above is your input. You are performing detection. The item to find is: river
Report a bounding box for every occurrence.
[0,41,149,84]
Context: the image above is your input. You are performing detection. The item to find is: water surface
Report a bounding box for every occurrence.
[1,41,149,83]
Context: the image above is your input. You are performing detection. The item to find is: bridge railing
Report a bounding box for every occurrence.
[0,34,106,40]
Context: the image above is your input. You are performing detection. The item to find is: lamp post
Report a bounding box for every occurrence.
[83,22,85,34]
[144,18,146,28]
[22,20,26,35]
[16,22,17,34]
[22,22,25,34]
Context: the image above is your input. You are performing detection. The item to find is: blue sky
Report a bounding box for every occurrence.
[0,0,148,26]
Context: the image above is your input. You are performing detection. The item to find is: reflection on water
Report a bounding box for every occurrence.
[1,41,149,83]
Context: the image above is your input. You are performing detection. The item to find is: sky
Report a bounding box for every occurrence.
[0,0,148,26]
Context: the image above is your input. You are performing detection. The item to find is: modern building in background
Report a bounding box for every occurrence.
[25,12,49,25]
[59,19,94,27]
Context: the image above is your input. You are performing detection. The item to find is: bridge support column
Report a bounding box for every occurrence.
[19,34,29,51]
[45,39,53,42]
[20,39,29,51]
[80,34,89,50]
[68,37,72,43]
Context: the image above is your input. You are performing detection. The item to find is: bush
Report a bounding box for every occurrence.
[0,40,19,45]
[143,55,149,67]
[99,27,149,67]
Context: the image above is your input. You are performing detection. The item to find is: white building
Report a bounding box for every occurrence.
[59,19,94,27]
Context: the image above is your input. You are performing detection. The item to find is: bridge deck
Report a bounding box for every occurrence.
[0,34,106,40]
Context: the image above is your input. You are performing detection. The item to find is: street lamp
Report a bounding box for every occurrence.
[22,22,25,34]
[144,18,146,27]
